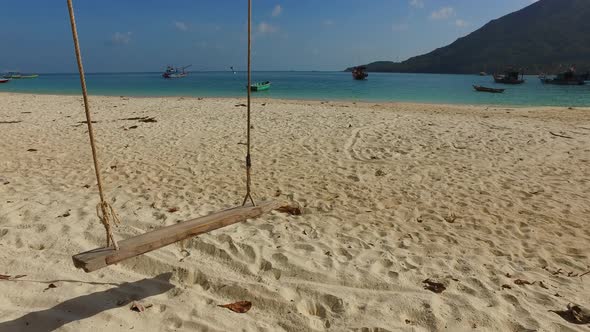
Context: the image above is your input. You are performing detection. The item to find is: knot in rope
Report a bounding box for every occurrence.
[96,202,121,250]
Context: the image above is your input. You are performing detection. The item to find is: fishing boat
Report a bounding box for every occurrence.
[249,81,271,92]
[539,67,587,85]
[352,66,368,80]
[3,72,38,79]
[0,78,10,84]
[162,65,191,79]
[493,69,524,84]
[473,85,505,93]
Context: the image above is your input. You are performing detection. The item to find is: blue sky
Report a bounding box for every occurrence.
[0,0,537,73]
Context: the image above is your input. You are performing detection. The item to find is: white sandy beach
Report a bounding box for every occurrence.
[0,92,589,331]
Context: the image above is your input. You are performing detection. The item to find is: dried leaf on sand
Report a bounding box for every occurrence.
[550,304,590,325]
[130,301,152,312]
[218,301,252,313]
[422,279,446,293]
[0,274,26,281]
[514,279,534,286]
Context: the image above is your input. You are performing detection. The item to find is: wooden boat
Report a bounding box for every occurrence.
[3,72,38,79]
[493,69,524,84]
[162,65,191,79]
[473,85,505,93]
[249,81,271,91]
[539,69,587,85]
[352,66,368,80]
[0,78,10,83]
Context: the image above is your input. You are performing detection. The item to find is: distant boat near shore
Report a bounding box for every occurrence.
[493,69,524,84]
[539,68,588,85]
[0,78,10,83]
[352,66,368,80]
[473,85,505,93]
[3,72,38,79]
[249,81,271,92]
[162,65,191,79]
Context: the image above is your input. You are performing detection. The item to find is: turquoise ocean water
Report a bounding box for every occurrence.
[2,71,590,106]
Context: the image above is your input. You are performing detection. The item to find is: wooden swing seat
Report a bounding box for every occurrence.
[73,200,299,272]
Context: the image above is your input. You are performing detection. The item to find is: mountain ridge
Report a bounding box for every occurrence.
[346,0,590,74]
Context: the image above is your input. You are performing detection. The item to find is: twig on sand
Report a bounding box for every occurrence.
[549,132,573,139]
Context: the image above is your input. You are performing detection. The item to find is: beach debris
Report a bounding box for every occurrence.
[27,149,37,152]
[277,205,302,216]
[549,131,573,139]
[120,116,157,123]
[443,213,458,223]
[501,284,512,290]
[0,120,22,124]
[505,273,512,278]
[43,283,58,291]
[514,279,534,286]
[167,207,179,213]
[218,301,252,313]
[130,301,152,312]
[422,279,446,293]
[539,281,549,289]
[0,274,27,281]
[550,303,590,325]
[235,103,247,107]
[83,184,90,188]
[128,125,138,130]
[58,210,71,218]
[375,169,386,177]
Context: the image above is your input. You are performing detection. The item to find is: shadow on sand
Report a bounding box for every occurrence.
[0,272,175,332]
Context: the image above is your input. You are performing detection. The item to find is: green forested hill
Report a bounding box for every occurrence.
[346,0,590,74]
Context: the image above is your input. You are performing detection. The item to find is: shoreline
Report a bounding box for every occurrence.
[2,91,588,111]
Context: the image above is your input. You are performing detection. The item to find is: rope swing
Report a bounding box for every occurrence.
[243,0,256,207]
[67,0,121,250]
[69,0,299,273]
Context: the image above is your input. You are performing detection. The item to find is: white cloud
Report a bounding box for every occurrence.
[323,19,335,26]
[110,32,131,45]
[257,22,278,34]
[430,7,455,20]
[409,0,424,9]
[271,5,282,17]
[454,19,469,27]
[392,23,409,31]
[174,21,188,31]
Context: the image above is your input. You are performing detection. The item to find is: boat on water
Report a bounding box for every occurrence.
[249,81,271,92]
[3,72,38,79]
[162,65,191,79]
[479,72,487,76]
[0,78,10,84]
[473,85,505,93]
[352,66,368,80]
[493,69,524,84]
[539,67,587,85]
